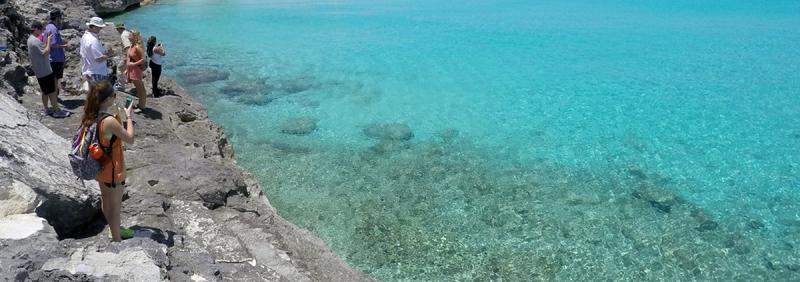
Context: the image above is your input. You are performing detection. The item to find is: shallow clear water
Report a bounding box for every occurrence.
[114,0,800,280]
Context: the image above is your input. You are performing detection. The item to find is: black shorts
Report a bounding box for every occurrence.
[36,73,56,95]
[50,62,65,79]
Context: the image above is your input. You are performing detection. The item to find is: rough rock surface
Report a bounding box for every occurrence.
[0,1,372,281]
[90,0,142,16]
[0,91,101,237]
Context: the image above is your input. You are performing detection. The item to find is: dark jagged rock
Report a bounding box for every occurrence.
[2,63,27,93]
[90,0,141,16]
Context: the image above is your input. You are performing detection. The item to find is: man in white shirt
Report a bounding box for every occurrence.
[80,17,113,85]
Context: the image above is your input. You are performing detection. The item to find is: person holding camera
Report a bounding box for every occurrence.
[28,21,70,118]
[125,30,146,113]
[146,36,166,97]
[80,80,136,242]
[44,9,68,95]
[80,17,114,85]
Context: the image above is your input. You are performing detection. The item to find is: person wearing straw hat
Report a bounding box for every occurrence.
[114,22,131,90]
[80,17,114,85]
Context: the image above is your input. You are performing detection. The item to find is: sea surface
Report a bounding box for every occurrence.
[113,0,800,280]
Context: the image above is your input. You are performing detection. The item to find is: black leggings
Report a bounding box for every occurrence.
[150,61,162,96]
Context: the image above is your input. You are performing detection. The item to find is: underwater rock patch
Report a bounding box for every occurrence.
[363,122,414,141]
[369,140,411,154]
[280,117,317,135]
[439,128,460,142]
[176,67,230,85]
[632,183,680,213]
[221,78,266,97]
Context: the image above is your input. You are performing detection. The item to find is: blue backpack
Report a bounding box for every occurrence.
[68,113,115,182]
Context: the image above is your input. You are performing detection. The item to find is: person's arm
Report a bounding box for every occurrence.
[42,33,53,55]
[127,47,145,66]
[104,108,135,144]
[155,46,166,56]
[93,43,112,63]
[52,33,67,49]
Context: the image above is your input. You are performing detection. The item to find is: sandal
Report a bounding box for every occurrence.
[133,107,143,114]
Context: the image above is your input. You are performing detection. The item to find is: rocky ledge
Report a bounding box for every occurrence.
[0,0,371,281]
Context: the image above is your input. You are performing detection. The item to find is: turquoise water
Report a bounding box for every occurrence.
[115,0,800,280]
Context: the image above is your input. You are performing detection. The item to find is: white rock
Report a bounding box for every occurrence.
[0,213,45,240]
[42,246,162,281]
[0,180,40,217]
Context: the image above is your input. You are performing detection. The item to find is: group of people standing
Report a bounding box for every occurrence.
[25,11,167,242]
[26,11,166,118]
[26,10,69,117]
[113,21,166,112]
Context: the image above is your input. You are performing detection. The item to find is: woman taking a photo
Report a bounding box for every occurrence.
[146,36,166,97]
[81,81,135,241]
[125,30,146,113]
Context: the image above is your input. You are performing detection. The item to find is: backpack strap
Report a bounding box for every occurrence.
[96,112,119,187]
[97,112,118,152]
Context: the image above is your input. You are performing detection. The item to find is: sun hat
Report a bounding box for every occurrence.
[115,22,125,29]
[86,17,106,28]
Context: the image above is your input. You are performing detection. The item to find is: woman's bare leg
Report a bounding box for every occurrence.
[100,183,124,242]
[134,80,146,109]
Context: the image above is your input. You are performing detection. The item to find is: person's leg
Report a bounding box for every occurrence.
[51,62,64,94]
[99,183,121,242]
[46,92,58,110]
[40,90,50,112]
[37,74,56,115]
[151,63,162,97]
[110,186,124,241]
[134,79,146,109]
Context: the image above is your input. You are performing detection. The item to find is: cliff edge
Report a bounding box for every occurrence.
[0,0,372,281]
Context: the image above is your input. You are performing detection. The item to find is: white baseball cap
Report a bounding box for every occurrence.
[86,17,107,28]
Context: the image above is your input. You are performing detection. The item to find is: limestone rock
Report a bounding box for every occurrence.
[42,243,164,281]
[0,93,100,237]
[0,178,40,217]
[89,0,141,16]
[280,117,317,135]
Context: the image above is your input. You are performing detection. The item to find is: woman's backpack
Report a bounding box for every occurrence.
[68,114,114,183]
[139,57,148,71]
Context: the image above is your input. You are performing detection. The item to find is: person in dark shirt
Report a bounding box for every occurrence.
[44,9,68,94]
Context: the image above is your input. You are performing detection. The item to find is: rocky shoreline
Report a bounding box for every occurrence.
[0,0,371,281]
